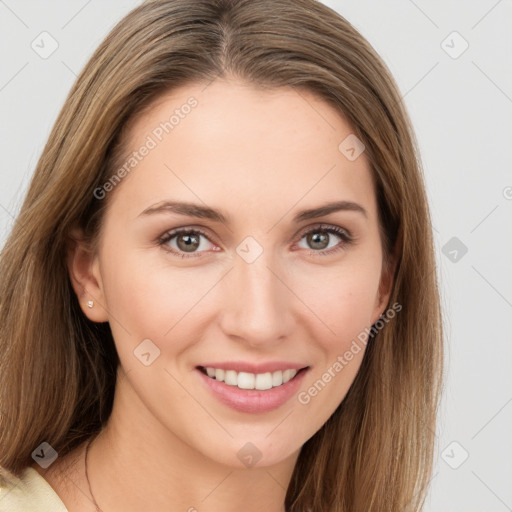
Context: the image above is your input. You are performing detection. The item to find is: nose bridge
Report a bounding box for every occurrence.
[220,244,292,344]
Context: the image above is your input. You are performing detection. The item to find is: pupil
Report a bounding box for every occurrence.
[308,232,328,250]
[178,233,199,252]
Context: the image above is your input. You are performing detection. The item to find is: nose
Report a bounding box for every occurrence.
[218,248,294,348]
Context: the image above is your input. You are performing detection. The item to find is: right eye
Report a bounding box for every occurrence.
[158,228,220,259]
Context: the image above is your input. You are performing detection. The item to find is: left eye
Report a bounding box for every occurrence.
[296,225,352,254]
[158,224,353,259]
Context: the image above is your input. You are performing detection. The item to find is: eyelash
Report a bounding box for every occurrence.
[157,223,354,259]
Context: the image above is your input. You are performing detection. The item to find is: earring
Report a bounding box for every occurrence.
[87,300,94,308]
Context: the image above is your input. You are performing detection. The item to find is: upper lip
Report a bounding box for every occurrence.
[197,361,309,374]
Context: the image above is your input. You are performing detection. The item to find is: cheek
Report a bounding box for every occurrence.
[101,237,382,347]
[100,247,221,354]
[299,255,382,345]
[293,255,381,415]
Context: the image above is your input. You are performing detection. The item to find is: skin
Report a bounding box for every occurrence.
[34,78,394,512]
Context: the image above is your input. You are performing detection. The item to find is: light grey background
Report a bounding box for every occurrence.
[1,1,511,510]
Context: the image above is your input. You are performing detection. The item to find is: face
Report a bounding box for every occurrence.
[71,78,393,469]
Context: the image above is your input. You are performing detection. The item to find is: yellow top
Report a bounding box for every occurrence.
[0,466,68,512]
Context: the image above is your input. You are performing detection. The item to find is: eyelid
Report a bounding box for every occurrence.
[157,225,216,244]
[295,222,353,241]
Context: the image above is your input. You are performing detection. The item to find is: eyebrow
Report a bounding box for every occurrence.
[138,199,368,223]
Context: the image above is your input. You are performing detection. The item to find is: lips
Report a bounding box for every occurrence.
[196,364,310,413]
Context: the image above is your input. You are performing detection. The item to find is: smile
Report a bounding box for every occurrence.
[196,364,310,413]
[198,366,304,390]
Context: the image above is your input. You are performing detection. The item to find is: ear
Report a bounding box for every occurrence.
[66,227,109,323]
[370,251,398,325]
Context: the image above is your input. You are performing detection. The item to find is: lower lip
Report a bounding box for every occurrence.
[196,367,309,413]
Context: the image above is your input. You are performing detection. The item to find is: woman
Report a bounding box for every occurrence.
[0,0,443,510]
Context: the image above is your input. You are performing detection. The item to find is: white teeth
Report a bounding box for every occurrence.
[224,370,238,386]
[272,371,283,387]
[238,372,255,389]
[255,372,273,390]
[282,369,296,383]
[204,367,299,390]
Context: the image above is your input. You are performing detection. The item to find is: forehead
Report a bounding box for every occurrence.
[108,79,377,223]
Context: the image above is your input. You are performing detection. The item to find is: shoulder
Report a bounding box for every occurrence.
[0,466,68,512]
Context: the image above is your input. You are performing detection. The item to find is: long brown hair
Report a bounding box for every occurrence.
[0,1,443,510]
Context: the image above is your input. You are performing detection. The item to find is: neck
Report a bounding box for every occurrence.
[87,371,297,512]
